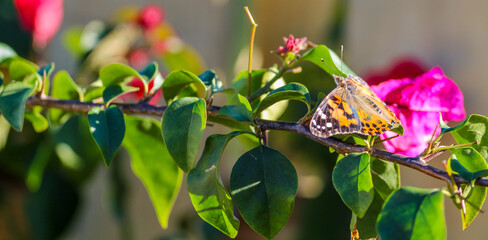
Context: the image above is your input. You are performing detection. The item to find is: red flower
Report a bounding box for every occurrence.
[115,76,164,107]
[13,0,64,49]
[277,34,308,56]
[370,66,466,157]
[364,57,426,86]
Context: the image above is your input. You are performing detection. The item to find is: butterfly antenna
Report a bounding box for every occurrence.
[320,58,341,76]
[340,45,344,73]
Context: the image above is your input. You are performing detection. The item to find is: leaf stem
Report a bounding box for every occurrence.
[244,6,258,97]
[431,141,478,154]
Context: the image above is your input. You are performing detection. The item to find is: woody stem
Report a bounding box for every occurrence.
[25,95,488,187]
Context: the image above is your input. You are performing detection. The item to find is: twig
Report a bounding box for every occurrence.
[247,67,286,103]
[24,96,488,187]
[244,7,258,97]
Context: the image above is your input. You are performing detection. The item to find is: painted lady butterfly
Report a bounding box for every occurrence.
[309,74,400,138]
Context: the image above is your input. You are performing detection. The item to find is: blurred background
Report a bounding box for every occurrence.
[1,0,488,239]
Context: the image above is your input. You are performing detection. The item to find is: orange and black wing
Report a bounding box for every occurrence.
[350,81,400,136]
[309,87,362,137]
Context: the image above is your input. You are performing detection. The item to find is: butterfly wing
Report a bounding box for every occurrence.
[310,86,362,137]
[348,80,400,136]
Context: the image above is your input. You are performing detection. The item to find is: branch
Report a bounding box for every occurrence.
[254,119,488,187]
[25,96,488,187]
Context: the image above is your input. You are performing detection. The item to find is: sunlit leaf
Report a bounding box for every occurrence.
[123,116,182,229]
[162,70,207,104]
[300,45,356,77]
[187,132,244,237]
[450,114,488,161]
[25,106,48,132]
[449,148,488,229]
[377,187,446,240]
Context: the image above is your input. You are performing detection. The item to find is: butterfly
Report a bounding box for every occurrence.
[309,74,400,138]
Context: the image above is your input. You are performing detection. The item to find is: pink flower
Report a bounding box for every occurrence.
[370,66,466,157]
[277,34,308,56]
[128,49,151,70]
[13,0,64,49]
[138,5,164,31]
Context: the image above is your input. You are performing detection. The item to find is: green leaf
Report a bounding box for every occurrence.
[389,124,404,136]
[0,72,3,87]
[9,59,41,90]
[49,71,83,124]
[371,158,400,200]
[300,45,356,77]
[0,82,34,131]
[99,63,147,93]
[449,148,488,229]
[187,132,243,238]
[258,74,288,120]
[254,82,311,117]
[87,106,125,166]
[450,114,488,161]
[83,81,105,102]
[37,63,55,78]
[0,42,17,63]
[377,187,446,240]
[161,97,206,172]
[102,84,139,105]
[162,70,207,104]
[332,153,374,218]
[434,113,469,142]
[354,190,384,239]
[25,106,49,132]
[99,63,143,86]
[138,61,158,82]
[450,148,488,184]
[9,59,38,80]
[230,145,298,239]
[139,62,163,95]
[123,115,183,229]
[217,94,253,122]
[199,70,224,94]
